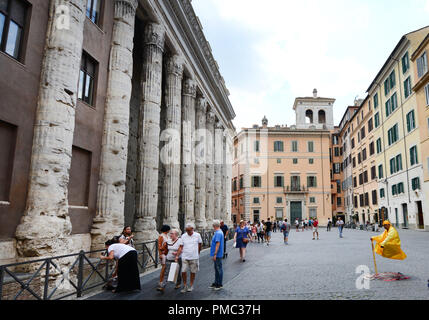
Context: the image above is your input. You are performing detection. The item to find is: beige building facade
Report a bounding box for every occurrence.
[232,90,333,226]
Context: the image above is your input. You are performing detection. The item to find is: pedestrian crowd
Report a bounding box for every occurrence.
[100,216,346,295]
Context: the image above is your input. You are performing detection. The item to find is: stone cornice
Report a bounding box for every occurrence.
[163,0,236,123]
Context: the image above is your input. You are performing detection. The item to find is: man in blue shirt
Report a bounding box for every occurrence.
[210,220,224,291]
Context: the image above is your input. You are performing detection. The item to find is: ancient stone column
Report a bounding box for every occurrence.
[161,55,184,230]
[181,78,197,225]
[134,23,166,242]
[205,108,215,227]
[225,133,234,226]
[194,96,207,231]
[14,0,87,261]
[214,120,223,221]
[91,0,138,251]
[221,133,227,221]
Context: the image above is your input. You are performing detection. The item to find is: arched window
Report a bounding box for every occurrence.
[305,110,313,124]
[318,110,326,124]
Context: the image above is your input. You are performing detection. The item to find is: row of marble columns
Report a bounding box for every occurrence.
[14,0,232,259]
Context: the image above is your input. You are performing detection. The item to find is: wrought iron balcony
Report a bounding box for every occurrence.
[284,185,309,193]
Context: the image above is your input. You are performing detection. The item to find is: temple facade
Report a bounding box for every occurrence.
[0,0,235,265]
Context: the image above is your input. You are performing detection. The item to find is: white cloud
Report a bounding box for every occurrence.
[193,0,429,129]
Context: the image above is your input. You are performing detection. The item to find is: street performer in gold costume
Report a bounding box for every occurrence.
[370,220,406,260]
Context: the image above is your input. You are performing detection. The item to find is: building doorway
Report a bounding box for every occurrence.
[290,201,302,222]
[253,210,260,223]
[401,204,408,228]
[395,208,399,227]
[416,201,424,229]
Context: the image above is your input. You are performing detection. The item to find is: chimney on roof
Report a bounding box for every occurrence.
[313,89,318,98]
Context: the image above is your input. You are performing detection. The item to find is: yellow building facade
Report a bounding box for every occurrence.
[411,33,429,230]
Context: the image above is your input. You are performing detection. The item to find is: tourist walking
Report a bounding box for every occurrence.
[265,218,273,245]
[280,219,291,244]
[301,219,305,232]
[304,219,308,230]
[257,222,265,243]
[327,218,332,231]
[312,218,319,240]
[251,224,257,241]
[159,229,183,292]
[157,225,170,291]
[209,220,225,291]
[295,218,300,232]
[101,238,141,293]
[220,220,229,258]
[119,226,135,248]
[234,220,251,262]
[336,217,344,238]
[177,223,202,293]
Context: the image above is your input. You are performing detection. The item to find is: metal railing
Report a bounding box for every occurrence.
[0,228,235,301]
[0,240,158,301]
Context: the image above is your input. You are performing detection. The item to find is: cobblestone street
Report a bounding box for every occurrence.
[88,227,429,300]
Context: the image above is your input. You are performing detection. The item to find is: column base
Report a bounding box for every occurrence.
[90,218,123,251]
[133,217,159,242]
[162,217,181,233]
[195,219,207,232]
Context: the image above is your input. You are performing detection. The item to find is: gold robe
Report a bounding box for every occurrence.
[372,226,406,260]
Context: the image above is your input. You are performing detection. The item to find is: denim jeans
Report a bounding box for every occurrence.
[339,226,343,238]
[214,258,223,286]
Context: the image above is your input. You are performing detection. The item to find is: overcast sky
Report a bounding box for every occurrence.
[192,0,429,130]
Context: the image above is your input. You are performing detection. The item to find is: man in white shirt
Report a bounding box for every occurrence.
[176,222,202,293]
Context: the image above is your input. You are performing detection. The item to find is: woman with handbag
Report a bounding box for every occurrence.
[157,225,171,291]
[234,220,252,262]
[158,229,183,292]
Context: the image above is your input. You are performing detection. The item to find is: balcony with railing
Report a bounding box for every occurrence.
[283,185,309,194]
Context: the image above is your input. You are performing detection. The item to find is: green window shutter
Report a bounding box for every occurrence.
[390,70,396,88]
[384,79,389,96]
[397,154,402,171]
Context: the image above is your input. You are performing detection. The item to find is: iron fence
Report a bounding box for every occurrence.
[0,240,158,301]
[0,228,235,301]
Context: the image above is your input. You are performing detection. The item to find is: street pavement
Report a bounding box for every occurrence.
[88,227,429,300]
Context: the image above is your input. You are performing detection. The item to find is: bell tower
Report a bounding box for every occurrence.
[293,89,335,130]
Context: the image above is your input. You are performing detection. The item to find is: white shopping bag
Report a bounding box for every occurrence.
[233,242,236,248]
[167,262,180,283]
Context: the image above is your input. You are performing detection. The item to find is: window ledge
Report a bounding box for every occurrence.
[0,51,26,69]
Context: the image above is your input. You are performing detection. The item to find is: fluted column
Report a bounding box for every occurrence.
[225,133,233,225]
[181,78,197,225]
[15,0,87,261]
[221,134,227,221]
[205,108,215,227]
[214,120,223,221]
[195,96,207,230]
[91,0,138,250]
[134,23,165,242]
[161,55,184,230]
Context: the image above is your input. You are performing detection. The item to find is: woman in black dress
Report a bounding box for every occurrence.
[101,238,141,293]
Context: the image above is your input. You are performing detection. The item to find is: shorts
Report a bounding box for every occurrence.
[182,259,199,273]
[266,231,272,237]
[283,231,289,237]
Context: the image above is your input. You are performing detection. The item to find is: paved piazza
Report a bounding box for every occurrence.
[88,227,429,300]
